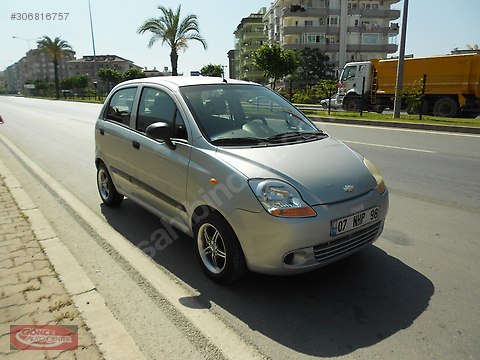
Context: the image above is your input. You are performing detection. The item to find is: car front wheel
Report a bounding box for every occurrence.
[97,163,124,207]
[195,212,247,284]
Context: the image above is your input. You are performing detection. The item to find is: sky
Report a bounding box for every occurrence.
[0,0,479,75]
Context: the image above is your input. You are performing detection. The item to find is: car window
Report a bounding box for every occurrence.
[136,87,188,140]
[105,87,137,125]
[181,84,319,143]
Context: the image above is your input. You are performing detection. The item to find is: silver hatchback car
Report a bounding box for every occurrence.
[95,77,388,284]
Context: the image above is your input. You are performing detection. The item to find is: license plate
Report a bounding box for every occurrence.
[331,207,379,236]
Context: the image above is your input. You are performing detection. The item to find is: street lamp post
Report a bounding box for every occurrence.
[12,36,37,52]
[88,0,99,99]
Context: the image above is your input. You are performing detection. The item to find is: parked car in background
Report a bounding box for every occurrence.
[320,95,340,109]
[95,77,389,284]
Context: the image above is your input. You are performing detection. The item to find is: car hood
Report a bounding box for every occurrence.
[215,137,376,205]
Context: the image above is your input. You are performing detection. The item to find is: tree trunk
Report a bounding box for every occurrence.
[170,50,178,76]
[53,58,60,99]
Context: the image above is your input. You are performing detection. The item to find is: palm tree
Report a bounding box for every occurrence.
[35,36,73,99]
[137,5,207,76]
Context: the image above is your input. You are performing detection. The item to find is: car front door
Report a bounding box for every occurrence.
[129,86,192,228]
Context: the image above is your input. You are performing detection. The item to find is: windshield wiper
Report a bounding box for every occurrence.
[266,131,328,143]
[210,137,266,146]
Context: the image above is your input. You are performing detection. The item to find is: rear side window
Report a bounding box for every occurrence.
[105,87,137,125]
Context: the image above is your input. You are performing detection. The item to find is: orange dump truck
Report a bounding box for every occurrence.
[337,53,480,117]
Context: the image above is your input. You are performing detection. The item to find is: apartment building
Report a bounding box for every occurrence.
[264,0,400,72]
[231,8,268,82]
[3,50,74,93]
[67,55,142,83]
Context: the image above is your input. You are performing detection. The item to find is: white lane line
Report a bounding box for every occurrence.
[341,140,437,153]
[0,132,264,360]
[321,121,480,138]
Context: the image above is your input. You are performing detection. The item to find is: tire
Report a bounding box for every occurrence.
[343,96,361,111]
[195,212,247,284]
[407,99,429,115]
[432,97,459,117]
[97,163,124,207]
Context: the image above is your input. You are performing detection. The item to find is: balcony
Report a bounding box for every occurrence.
[282,8,341,18]
[242,32,266,41]
[347,26,399,35]
[283,43,340,52]
[283,26,340,35]
[349,9,401,20]
[347,43,398,53]
[242,44,261,52]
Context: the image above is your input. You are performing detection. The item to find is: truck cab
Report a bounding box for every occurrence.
[338,61,373,111]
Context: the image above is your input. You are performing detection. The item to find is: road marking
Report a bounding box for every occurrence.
[341,140,437,153]
[321,121,480,138]
[0,132,264,359]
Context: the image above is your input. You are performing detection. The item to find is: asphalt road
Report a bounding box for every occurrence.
[1,96,479,359]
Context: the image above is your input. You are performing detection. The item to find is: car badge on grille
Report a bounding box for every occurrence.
[343,185,355,193]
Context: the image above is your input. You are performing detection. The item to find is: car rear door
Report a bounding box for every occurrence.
[95,86,139,197]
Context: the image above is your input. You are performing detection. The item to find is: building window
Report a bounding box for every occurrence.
[327,16,339,26]
[361,33,380,44]
[305,20,313,26]
[326,0,340,9]
[301,33,326,44]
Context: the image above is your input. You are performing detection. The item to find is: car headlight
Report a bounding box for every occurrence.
[248,179,316,217]
[363,158,386,194]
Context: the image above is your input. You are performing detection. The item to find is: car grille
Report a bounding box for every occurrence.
[313,222,381,263]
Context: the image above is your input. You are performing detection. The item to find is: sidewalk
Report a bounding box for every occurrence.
[0,175,103,359]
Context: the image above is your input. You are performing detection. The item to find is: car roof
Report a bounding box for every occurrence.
[119,76,259,89]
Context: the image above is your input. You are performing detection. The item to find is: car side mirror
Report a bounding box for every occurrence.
[146,122,176,150]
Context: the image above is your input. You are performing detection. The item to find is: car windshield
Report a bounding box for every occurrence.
[180,84,325,145]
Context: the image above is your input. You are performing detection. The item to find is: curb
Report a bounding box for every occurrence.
[0,160,145,360]
[309,115,480,134]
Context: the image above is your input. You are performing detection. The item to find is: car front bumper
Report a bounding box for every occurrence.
[228,189,389,275]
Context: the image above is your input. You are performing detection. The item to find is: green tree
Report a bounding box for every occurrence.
[123,68,146,81]
[60,77,74,91]
[297,48,335,84]
[137,5,207,76]
[252,44,299,90]
[98,68,122,91]
[314,79,338,100]
[200,64,223,77]
[34,36,74,99]
[403,78,426,115]
[61,75,88,92]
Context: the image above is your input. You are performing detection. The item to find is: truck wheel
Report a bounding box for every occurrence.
[343,96,360,111]
[407,99,429,115]
[432,97,459,117]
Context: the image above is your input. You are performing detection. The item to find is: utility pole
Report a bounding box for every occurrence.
[393,0,409,119]
[88,0,99,98]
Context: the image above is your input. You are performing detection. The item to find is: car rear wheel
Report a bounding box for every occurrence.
[97,163,124,207]
[195,212,247,284]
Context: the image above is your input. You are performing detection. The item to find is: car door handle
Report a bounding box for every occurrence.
[132,140,140,150]
[99,128,105,135]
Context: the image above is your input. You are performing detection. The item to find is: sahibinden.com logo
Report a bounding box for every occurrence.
[10,325,78,350]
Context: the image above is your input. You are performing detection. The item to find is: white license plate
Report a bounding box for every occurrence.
[331,207,379,236]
